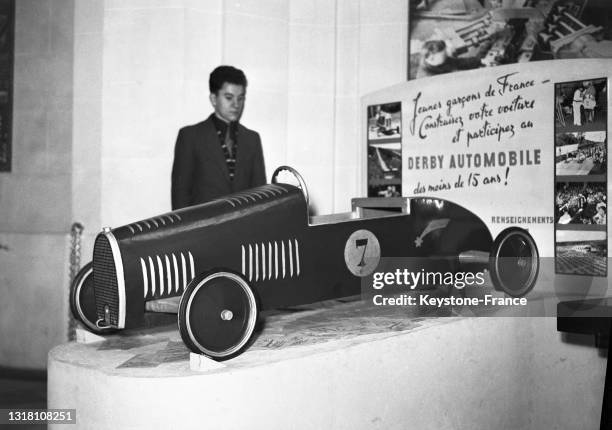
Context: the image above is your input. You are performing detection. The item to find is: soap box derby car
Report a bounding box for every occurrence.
[71,167,539,360]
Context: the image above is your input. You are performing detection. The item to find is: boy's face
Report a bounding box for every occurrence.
[210,82,246,122]
[425,50,447,67]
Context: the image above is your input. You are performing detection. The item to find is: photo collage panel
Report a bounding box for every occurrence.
[554,77,607,276]
[367,102,402,197]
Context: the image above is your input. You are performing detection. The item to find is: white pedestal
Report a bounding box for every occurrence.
[48,300,605,430]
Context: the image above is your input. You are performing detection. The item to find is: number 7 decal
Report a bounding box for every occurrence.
[344,230,381,277]
[355,238,368,267]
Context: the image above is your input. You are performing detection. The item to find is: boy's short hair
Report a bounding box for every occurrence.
[209,65,247,94]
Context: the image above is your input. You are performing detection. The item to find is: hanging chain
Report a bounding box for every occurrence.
[68,222,84,341]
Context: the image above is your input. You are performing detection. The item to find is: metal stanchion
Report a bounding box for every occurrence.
[67,222,84,341]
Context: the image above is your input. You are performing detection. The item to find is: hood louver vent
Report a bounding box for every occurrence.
[220,184,290,208]
[127,213,182,235]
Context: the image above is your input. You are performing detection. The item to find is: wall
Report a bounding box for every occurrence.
[73,0,103,250]
[0,0,74,368]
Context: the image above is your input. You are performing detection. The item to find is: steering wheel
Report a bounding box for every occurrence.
[271,166,309,205]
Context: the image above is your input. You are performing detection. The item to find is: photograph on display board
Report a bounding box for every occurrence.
[368,183,402,198]
[555,181,607,225]
[555,229,607,276]
[367,102,402,141]
[367,143,402,197]
[554,77,607,130]
[554,131,607,176]
[367,102,402,197]
[408,1,612,80]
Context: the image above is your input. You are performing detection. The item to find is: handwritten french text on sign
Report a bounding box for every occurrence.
[407,71,544,197]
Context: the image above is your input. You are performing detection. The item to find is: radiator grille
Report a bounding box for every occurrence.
[93,234,119,326]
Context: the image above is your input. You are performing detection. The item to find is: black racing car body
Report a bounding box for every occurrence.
[72,167,539,359]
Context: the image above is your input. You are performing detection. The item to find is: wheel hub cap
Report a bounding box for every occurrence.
[220,309,233,321]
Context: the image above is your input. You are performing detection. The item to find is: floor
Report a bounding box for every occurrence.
[0,368,47,429]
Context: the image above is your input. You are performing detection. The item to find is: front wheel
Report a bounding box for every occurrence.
[489,228,539,297]
[178,269,258,361]
[70,262,115,334]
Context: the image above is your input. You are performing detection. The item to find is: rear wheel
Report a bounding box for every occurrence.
[178,269,258,361]
[489,228,539,297]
